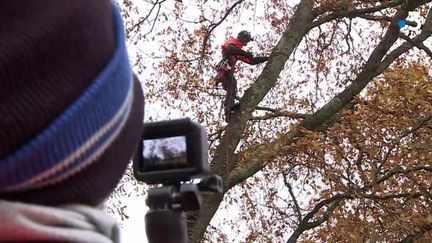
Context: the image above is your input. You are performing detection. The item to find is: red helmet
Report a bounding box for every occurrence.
[237,30,253,45]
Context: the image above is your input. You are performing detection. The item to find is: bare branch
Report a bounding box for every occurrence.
[400,222,432,243]
[251,107,309,120]
[373,165,432,187]
[399,33,432,59]
[362,192,423,201]
[302,194,345,223]
[378,112,432,171]
[282,173,302,223]
[142,3,162,38]
[378,4,432,72]
[189,1,432,241]
[401,112,432,138]
[208,126,226,148]
[129,0,168,35]
[358,14,418,27]
[199,0,245,61]
[254,106,281,113]
[310,0,404,28]
[287,190,424,243]
[305,198,342,229]
[287,195,344,243]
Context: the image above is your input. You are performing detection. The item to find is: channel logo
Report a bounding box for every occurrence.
[398,20,407,28]
[399,11,422,31]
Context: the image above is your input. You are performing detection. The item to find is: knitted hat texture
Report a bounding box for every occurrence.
[0,0,144,206]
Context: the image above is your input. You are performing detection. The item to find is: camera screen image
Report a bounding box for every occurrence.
[133,118,209,184]
[143,135,188,169]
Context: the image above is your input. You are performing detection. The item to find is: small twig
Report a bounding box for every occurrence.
[378,112,432,171]
[142,3,162,38]
[252,106,309,120]
[251,112,309,121]
[129,0,168,35]
[199,0,245,64]
[283,173,302,224]
[209,126,226,141]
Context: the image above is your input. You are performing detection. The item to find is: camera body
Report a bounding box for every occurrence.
[133,118,209,185]
[133,118,222,243]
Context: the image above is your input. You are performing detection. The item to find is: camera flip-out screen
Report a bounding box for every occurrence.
[133,118,209,184]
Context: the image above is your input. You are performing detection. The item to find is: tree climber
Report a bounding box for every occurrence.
[214,30,269,122]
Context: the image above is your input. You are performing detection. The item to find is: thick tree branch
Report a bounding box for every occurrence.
[287,195,344,243]
[251,113,306,121]
[229,1,432,190]
[312,0,403,17]
[304,199,341,229]
[287,191,424,243]
[310,0,404,28]
[255,106,286,112]
[378,9,432,72]
[217,0,315,184]
[400,222,432,243]
[188,0,316,241]
[373,165,432,186]
[377,108,432,171]
[399,33,432,58]
[358,14,417,27]
[189,1,432,241]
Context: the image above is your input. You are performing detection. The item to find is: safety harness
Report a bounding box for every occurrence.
[214,38,247,84]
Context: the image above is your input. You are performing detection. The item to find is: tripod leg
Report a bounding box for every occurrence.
[145,209,188,243]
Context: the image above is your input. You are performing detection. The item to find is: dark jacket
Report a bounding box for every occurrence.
[221,38,268,70]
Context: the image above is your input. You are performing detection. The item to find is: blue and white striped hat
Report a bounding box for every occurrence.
[0,0,144,205]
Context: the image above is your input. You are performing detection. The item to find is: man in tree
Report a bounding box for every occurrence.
[214,30,269,121]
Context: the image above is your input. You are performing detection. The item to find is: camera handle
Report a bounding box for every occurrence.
[145,174,223,243]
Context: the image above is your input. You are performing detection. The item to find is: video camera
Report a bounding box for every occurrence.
[133,118,222,243]
[133,118,209,184]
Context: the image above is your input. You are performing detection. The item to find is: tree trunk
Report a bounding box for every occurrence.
[187,0,316,241]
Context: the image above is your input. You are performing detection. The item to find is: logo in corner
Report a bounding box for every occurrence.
[399,11,422,31]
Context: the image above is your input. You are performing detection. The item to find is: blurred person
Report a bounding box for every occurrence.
[0,0,144,242]
[214,31,269,121]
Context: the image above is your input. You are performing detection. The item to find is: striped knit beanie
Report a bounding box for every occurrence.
[0,0,144,206]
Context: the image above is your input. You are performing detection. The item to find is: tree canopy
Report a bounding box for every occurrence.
[111,0,432,242]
